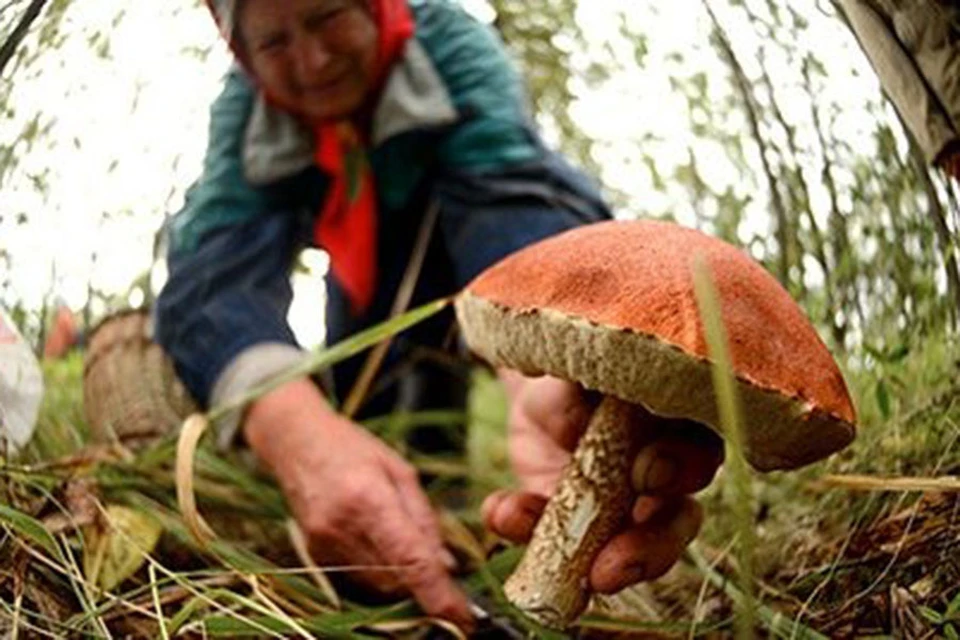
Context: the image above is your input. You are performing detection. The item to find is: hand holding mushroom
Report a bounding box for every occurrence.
[484,373,723,593]
[457,220,856,627]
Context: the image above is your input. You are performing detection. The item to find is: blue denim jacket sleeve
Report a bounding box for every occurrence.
[155,65,320,407]
[155,210,310,407]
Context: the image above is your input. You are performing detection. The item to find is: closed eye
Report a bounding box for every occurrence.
[255,31,289,53]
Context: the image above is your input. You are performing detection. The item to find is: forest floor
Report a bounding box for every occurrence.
[1,326,958,638]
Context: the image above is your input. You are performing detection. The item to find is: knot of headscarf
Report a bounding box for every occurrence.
[208,0,415,314]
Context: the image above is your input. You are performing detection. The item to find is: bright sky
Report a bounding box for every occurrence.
[0,0,884,348]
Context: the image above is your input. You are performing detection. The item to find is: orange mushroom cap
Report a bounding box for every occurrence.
[455,220,856,471]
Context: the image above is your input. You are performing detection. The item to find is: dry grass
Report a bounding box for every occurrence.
[1,313,958,637]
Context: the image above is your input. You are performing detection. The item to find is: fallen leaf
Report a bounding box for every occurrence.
[83,504,163,592]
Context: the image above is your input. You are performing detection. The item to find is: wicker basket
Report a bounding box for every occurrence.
[83,309,197,448]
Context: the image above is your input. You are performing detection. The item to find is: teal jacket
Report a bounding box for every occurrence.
[169,0,551,254]
[156,0,611,443]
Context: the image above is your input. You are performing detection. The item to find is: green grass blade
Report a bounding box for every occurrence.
[56,532,113,638]
[0,596,71,639]
[692,256,757,639]
[362,410,466,441]
[687,544,828,640]
[0,503,62,560]
[122,494,332,603]
[577,614,727,635]
[166,594,212,635]
[208,298,450,422]
[199,615,368,638]
[193,449,287,514]
[148,563,169,640]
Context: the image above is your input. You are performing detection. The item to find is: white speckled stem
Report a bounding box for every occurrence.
[503,395,640,628]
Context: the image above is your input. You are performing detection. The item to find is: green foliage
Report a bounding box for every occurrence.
[488,0,959,353]
[466,367,512,494]
[23,352,87,460]
[2,0,958,361]
[488,0,605,184]
[207,299,451,422]
[918,597,960,640]
[82,504,164,592]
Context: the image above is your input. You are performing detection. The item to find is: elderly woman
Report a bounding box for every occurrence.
[156,0,722,629]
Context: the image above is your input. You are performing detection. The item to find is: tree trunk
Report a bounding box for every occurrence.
[0,0,48,79]
[906,134,960,328]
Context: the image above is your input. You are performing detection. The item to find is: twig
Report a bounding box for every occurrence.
[285,519,341,609]
[342,199,440,418]
[245,574,314,640]
[12,588,23,640]
[0,595,63,639]
[97,575,238,623]
[827,499,924,621]
[827,432,958,619]
[175,415,215,546]
[689,539,737,639]
[700,0,792,285]
[815,474,960,492]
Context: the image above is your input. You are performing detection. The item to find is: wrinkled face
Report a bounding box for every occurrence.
[238,0,378,121]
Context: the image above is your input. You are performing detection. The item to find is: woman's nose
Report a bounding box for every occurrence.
[292,34,332,81]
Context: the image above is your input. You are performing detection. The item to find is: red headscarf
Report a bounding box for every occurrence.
[209,0,415,314]
[314,0,414,314]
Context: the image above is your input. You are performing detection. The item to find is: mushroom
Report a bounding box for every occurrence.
[454,219,856,627]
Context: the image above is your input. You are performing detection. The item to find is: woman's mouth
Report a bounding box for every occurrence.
[302,72,349,96]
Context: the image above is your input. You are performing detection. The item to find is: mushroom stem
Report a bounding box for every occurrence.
[504,395,640,627]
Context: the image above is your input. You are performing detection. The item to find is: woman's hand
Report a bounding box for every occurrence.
[485,372,724,593]
[244,379,474,631]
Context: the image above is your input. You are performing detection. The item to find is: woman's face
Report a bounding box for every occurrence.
[238,0,378,121]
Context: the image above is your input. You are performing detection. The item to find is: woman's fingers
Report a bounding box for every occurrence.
[514,377,593,452]
[309,530,406,595]
[364,491,474,632]
[482,489,549,543]
[590,496,703,594]
[631,495,667,524]
[492,380,720,597]
[386,459,456,569]
[631,427,724,495]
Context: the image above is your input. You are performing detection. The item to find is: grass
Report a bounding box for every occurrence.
[1,303,959,637]
[679,328,960,637]
[0,305,530,639]
[693,257,756,640]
